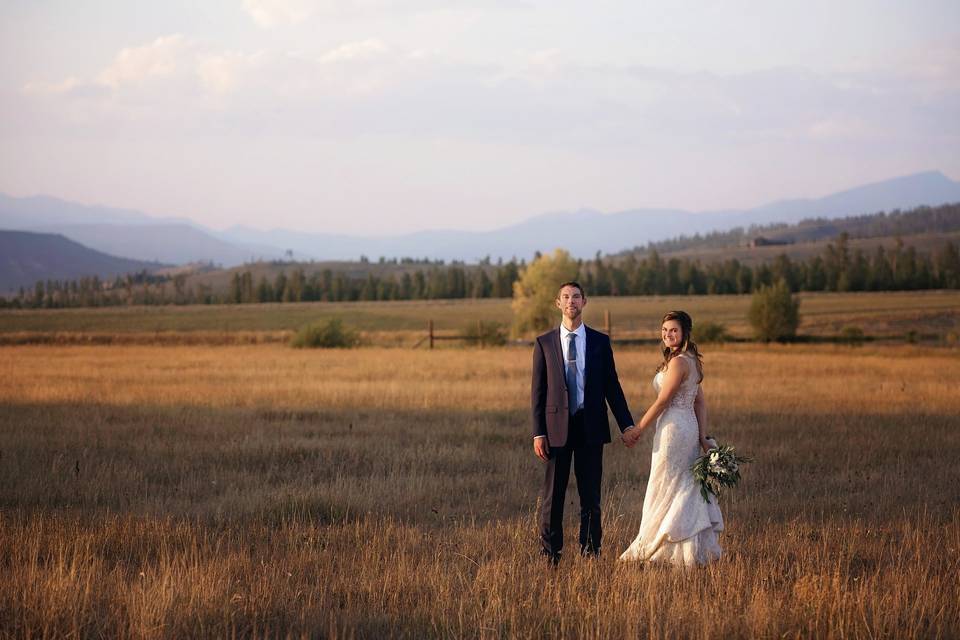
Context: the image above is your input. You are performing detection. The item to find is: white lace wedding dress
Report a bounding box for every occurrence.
[619,353,723,567]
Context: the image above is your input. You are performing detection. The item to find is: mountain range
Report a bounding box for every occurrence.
[217,171,960,263]
[0,231,164,293]
[2,171,959,272]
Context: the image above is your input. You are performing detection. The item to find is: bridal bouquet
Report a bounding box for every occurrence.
[691,440,752,503]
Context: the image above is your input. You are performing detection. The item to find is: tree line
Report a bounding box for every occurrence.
[586,235,959,296]
[3,235,958,309]
[223,260,521,304]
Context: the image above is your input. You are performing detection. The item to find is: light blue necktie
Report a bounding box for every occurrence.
[566,332,579,414]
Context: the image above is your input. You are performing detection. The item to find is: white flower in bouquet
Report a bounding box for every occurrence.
[691,440,752,503]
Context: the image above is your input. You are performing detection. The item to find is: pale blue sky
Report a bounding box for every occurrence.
[1,0,958,234]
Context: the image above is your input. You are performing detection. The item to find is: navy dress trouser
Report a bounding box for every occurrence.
[538,410,603,558]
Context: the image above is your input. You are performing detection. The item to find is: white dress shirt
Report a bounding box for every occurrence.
[559,322,586,412]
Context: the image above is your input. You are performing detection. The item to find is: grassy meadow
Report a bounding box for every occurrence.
[1,327,959,636]
[1,290,959,345]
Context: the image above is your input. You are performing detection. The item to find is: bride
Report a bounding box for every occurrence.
[619,310,723,567]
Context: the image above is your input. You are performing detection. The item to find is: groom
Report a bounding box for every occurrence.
[531,281,635,563]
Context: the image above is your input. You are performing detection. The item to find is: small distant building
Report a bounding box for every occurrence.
[749,236,793,248]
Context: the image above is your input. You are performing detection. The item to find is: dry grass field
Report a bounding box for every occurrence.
[2,340,959,638]
[2,290,958,344]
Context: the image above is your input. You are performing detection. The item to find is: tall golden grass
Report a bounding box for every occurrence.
[2,343,959,638]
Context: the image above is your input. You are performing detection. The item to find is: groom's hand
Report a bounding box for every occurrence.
[533,437,550,462]
[622,426,639,448]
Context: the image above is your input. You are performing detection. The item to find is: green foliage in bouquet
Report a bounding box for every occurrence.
[691,443,752,503]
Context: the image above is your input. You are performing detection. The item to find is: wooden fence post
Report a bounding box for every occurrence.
[428,319,434,350]
[604,309,611,338]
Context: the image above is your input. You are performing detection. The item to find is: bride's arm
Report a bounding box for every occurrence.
[694,386,712,453]
[625,357,687,445]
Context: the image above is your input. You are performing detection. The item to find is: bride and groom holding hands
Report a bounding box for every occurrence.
[531,281,723,567]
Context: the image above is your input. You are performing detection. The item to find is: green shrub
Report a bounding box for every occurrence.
[696,321,728,344]
[748,279,800,342]
[290,318,359,349]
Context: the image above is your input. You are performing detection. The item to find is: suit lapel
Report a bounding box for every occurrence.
[583,327,593,386]
[550,328,565,378]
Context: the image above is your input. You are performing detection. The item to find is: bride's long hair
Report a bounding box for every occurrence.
[656,310,704,382]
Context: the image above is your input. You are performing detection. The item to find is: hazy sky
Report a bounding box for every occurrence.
[1,1,958,234]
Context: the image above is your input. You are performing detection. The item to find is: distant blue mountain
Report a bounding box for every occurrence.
[52,223,281,267]
[0,230,165,293]
[0,194,287,266]
[0,193,187,227]
[216,171,960,261]
[3,171,958,266]
[729,170,960,227]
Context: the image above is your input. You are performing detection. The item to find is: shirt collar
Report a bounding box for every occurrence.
[559,323,586,340]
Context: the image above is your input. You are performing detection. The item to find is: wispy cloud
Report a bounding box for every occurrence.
[20,33,958,150]
[7,17,957,232]
[24,35,193,97]
[318,38,388,63]
[242,0,316,28]
[22,77,83,96]
[197,51,267,94]
[97,35,191,89]
[241,0,528,28]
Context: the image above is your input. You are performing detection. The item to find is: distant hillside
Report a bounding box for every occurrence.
[51,223,284,266]
[620,202,960,263]
[644,230,960,269]
[4,170,959,264]
[5,227,957,307]
[149,203,960,300]
[0,194,291,266]
[0,193,165,227]
[0,230,165,293]
[214,171,960,261]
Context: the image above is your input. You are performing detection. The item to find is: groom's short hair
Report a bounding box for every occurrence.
[557,281,585,298]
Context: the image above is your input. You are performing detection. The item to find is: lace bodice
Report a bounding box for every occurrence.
[653,353,700,411]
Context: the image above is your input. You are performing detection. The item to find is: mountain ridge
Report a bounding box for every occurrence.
[0,230,166,293]
[2,170,958,266]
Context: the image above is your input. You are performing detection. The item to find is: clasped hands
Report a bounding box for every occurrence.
[533,425,643,460]
[621,425,641,448]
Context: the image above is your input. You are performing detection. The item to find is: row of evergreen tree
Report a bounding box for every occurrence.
[588,235,960,296]
[4,235,958,309]
[224,261,521,304]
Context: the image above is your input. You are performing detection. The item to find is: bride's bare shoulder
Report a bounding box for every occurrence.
[664,354,691,373]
